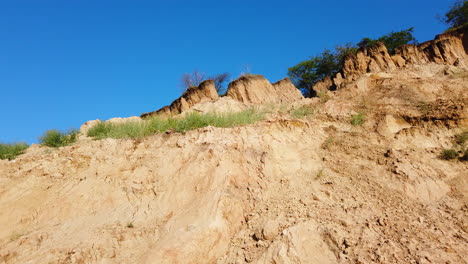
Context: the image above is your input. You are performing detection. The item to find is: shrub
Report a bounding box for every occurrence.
[0,142,29,160]
[87,109,264,140]
[39,129,78,148]
[350,113,366,126]
[440,148,458,160]
[454,131,468,145]
[179,70,231,95]
[444,0,468,28]
[290,105,314,119]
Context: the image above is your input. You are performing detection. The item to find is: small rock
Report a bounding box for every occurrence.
[262,220,280,240]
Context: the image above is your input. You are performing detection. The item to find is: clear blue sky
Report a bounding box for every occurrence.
[1,0,450,143]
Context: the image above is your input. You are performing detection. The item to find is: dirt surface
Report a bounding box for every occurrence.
[1,46,468,264]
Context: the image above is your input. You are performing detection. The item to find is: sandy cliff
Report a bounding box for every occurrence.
[314,25,468,93]
[0,28,467,264]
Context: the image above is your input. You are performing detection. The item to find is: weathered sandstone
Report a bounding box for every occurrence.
[226,75,303,104]
[141,79,219,118]
[313,25,468,92]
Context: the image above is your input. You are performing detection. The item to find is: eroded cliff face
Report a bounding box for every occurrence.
[141,79,219,118]
[2,64,467,263]
[314,25,468,93]
[226,75,303,104]
[141,75,303,118]
[1,27,467,264]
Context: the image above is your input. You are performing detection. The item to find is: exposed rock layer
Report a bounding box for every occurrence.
[314,25,468,92]
[141,80,219,118]
[141,76,303,118]
[226,75,303,104]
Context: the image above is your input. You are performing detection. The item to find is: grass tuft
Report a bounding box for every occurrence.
[317,91,330,103]
[350,113,366,126]
[88,109,264,140]
[0,142,29,160]
[440,149,458,160]
[290,105,314,119]
[39,129,78,148]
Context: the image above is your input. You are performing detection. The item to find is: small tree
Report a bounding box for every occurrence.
[357,28,417,54]
[288,45,356,97]
[180,70,206,93]
[288,29,417,97]
[444,0,468,28]
[210,72,230,95]
[180,70,231,95]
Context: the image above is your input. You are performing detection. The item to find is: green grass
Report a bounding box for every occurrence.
[350,113,366,126]
[87,108,265,140]
[0,142,29,160]
[440,149,458,160]
[290,105,314,119]
[39,129,78,148]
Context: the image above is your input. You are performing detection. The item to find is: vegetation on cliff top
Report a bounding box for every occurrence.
[444,0,468,28]
[39,129,78,148]
[87,108,265,140]
[287,28,417,97]
[0,142,29,160]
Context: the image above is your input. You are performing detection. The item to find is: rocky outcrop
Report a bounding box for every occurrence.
[141,80,219,118]
[226,75,303,104]
[314,25,468,92]
[142,75,303,118]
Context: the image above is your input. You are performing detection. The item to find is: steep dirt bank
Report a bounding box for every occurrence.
[1,29,467,263]
[1,62,467,263]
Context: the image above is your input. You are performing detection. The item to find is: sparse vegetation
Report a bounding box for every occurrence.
[321,137,335,150]
[179,70,231,95]
[0,142,29,160]
[317,91,330,103]
[440,148,458,160]
[290,105,314,119]
[350,113,366,126]
[440,131,468,161]
[9,231,26,242]
[126,222,134,228]
[288,29,417,97]
[39,129,78,148]
[416,101,431,114]
[87,109,265,140]
[357,28,417,54]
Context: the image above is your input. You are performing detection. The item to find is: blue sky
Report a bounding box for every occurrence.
[1,0,451,143]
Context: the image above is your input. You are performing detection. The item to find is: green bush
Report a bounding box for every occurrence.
[350,113,366,126]
[440,148,458,160]
[0,142,29,160]
[87,109,264,140]
[39,129,78,148]
[290,105,314,119]
[444,0,468,28]
[454,131,468,145]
